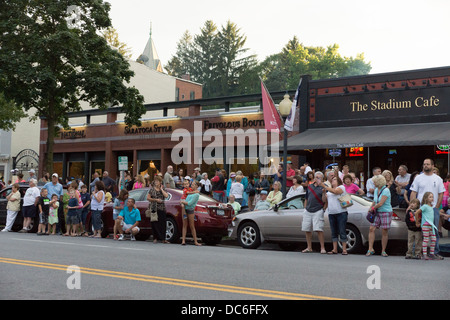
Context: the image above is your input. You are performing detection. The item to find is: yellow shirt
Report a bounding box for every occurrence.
[7,190,21,212]
[267,191,282,207]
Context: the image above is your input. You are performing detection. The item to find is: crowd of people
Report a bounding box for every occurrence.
[1,158,449,259]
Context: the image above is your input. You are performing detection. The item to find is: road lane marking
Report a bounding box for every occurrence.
[11,238,146,251]
[0,257,345,300]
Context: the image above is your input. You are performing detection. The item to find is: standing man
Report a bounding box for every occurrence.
[102,171,116,197]
[285,161,296,189]
[27,169,36,182]
[410,159,445,259]
[164,165,175,189]
[395,165,411,205]
[366,167,382,199]
[90,172,100,193]
[43,173,65,234]
[19,179,40,232]
[301,172,328,254]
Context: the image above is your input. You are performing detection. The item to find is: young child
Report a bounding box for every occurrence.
[65,189,80,236]
[113,189,128,240]
[48,194,60,235]
[79,185,91,236]
[180,178,198,219]
[415,192,439,260]
[405,198,422,259]
[37,188,50,235]
[227,194,241,215]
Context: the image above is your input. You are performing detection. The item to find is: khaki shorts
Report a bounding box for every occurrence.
[301,209,324,232]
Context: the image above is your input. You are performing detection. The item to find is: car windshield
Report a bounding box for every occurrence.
[169,189,214,202]
[277,194,306,210]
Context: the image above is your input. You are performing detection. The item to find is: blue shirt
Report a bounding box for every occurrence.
[43,182,63,200]
[119,206,141,225]
[374,186,392,212]
[185,193,199,211]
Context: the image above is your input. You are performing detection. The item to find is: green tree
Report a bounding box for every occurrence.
[165,20,258,98]
[261,36,372,91]
[0,0,145,172]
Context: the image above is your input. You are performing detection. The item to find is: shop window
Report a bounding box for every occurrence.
[138,160,161,183]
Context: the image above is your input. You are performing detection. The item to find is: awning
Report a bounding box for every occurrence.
[280,122,450,151]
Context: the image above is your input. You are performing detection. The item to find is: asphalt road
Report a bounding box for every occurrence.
[1,232,449,302]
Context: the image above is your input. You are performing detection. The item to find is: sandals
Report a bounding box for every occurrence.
[365,250,375,256]
[302,248,313,253]
[381,251,389,257]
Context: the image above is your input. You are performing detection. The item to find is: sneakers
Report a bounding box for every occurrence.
[130,234,136,241]
[118,234,125,241]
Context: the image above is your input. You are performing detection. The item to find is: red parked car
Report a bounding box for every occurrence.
[99,188,235,245]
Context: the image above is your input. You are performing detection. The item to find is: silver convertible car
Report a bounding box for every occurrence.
[229,194,408,253]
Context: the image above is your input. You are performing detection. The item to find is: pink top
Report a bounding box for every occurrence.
[344,183,361,195]
[444,181,450,197]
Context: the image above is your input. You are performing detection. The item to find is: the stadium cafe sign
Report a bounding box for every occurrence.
[313,86,449,125]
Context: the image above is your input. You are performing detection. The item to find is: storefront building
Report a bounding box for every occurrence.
[289,66,450,186]
[39,93,292,185]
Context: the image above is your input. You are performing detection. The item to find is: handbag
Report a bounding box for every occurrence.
[145,196,158,222]
[365,186,386,223]
[338,192,353,208]
[366,207,377,223]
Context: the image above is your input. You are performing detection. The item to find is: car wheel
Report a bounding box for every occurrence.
[166,216,179,243]
[237,221,261,249]
[340,224,363,254]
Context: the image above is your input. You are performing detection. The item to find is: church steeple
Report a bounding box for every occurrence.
[137,22,163,72]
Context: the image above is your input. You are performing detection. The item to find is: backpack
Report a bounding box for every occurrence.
[405,209,421,232]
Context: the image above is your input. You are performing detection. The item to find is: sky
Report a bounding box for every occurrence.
[106,0,450,76]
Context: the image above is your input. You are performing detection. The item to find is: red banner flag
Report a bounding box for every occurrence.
[260,80,282,133]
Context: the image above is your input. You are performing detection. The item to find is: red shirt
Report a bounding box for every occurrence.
[286,169,295,187]
[182,187,193,200]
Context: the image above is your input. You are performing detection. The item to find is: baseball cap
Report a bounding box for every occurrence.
[52,173,58,179]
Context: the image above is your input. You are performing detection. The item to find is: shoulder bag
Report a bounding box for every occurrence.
[366,186,386,223]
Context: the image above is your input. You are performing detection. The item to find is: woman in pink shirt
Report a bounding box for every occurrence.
[343,174,364,196]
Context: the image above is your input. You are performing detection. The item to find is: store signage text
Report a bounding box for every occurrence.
[60,129,86,139]
[350,95,440,112]
[124,124,173,134]
[203,118,265,130]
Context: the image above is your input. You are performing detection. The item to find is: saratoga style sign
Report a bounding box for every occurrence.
[313,86,450,128]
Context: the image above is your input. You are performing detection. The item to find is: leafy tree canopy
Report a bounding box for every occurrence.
[0,0,145,171]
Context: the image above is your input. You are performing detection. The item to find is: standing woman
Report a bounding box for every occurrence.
[366,175,393,257]
[382,170,399,208]
[321,177,349,255]
[133,174,145,190]
[147,176,169,243]
[2,183,21,232]
[180,180,201,246]
[90,180,105,238]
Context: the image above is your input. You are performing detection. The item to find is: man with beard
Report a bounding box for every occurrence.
[410,158,445,259]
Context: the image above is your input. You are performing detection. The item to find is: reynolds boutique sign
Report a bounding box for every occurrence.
[312,86,450,128]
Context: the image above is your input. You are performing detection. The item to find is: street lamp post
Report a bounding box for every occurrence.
[278,93,292,198]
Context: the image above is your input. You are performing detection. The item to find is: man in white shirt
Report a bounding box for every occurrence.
[366,167,381,199]
[395,165,411,195]
[19,179,40,232]
[410,158,445,258]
